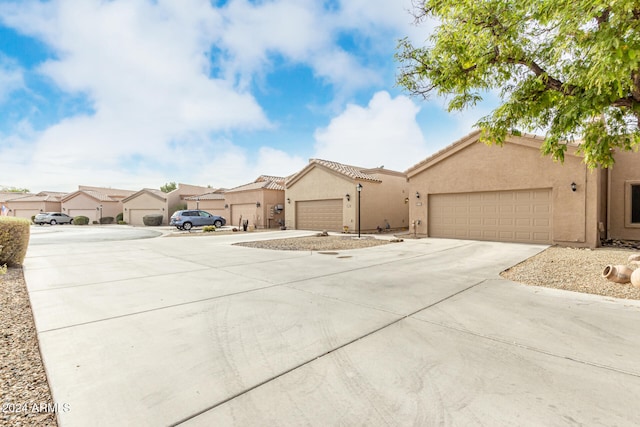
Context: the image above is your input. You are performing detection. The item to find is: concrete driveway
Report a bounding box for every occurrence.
[23,229,640,426]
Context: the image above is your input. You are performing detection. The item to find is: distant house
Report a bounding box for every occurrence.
[121,183,211,225]
[405,131,640,247]
[184,188,226,216]
[285,159,409,233]
[61,188,134,223]
[3,191,65,220]
[224,176,286,229]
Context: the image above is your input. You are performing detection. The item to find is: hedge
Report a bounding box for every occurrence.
[100,216,114,224]
[143,214,163,226]
[0,217,30,267]
[73,216,90,225]
[116,212,124,222]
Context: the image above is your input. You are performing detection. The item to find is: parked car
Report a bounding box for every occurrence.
[170,210,226,230]
[34,212,74,225]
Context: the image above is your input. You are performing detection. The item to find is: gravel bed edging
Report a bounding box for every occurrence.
[1,267,58,427]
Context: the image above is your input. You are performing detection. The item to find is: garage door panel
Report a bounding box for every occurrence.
[429,189,552,244]
[296,199,343,231]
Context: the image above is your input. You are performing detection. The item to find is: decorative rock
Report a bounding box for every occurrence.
[629,254,640,263]
[631,269,640,288]
[602,265,633,284]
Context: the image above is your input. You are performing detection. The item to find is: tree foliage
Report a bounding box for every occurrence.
[396,0,640,167]
[0,186,30,193]
[160,182,177,193]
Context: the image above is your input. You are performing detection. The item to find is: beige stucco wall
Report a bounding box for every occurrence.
[285,167,355,230]
[186,199,226,217]
[285,166,408,232]
[62,194,121,222]
[360,170,409,231]
[123,192,167,224]
[225,189,284,228]
[607,150,640,240]
[167,184,211,215]
[408,136,602,247]
[6,200,61,219]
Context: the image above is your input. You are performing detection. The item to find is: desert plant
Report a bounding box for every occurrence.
[203,225,216,232]
[73,216,90,225]
[0,217,30,267]
[100,216,114,224]
[116,212,124,222]
[142,214,163,226]
[0,263,6,275]
[118,220,127,225]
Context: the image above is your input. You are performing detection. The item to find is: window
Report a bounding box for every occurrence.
[632,184,640,224]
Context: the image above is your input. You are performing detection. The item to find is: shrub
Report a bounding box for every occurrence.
[118,220,127,225]
[73,216,90,225]
[0,217,30,267]
[203,225,216,232]
[100,216,114,224]
[92,221,98,225]
[116,212,124,222]
[143,214,163,226]
[31,215,36,223]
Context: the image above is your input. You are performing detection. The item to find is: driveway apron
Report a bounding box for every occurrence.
[23,232,640,426]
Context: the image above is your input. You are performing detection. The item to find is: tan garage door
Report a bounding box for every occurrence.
[13,209,40,220]
[129,209,162,226]
[429,189,552,244]
[231,204,256,227]
[296,199,343,231]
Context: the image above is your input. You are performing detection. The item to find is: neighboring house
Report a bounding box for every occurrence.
[121,189,169,225]
[3,191,64,219]
[184,188,227,216]
[285,159,409,233]
[121,183,211,225]
[405,130,640,248]
[60,186,135,223]
[224,176,286,229]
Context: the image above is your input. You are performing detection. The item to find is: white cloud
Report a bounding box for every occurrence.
[0,56,24,102]
[313,91,429,171]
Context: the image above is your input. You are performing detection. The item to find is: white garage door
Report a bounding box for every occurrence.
[429,189,552,244]
[231,204,256,227]
[296,199,343,231]
[129,209,163,226]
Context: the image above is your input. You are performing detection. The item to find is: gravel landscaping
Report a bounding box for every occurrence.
[501,246,640,300]
[233,235,394,251]
[1,267,57,427]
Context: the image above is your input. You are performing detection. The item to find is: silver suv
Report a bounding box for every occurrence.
[170,210,226,230]
[34,212,74,225]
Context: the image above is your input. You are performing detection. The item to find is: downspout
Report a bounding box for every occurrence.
[607,167,612,240]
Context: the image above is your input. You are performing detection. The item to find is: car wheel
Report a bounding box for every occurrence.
[214,220,222,227]
[50,220,57,225]
[183,222,192,231]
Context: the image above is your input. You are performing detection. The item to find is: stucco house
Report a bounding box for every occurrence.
[406,130,640,248]
[2,191,65,219]
[224,176,286,229]
[184,188,226,216]
[121,183,211,225]
[285,159,409,233]
[61,188,133,223]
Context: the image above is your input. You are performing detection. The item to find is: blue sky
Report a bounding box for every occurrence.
[0,0,496,192]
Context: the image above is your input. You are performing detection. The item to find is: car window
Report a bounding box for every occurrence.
[200,211,211,217]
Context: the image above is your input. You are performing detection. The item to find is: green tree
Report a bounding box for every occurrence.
[396,0,640,167]
[160,182,177,193]
[0,186,30,193]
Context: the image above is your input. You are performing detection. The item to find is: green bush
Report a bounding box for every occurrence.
[100,216,114,224]
[116,212,124,222]
[0,217,30,267]
[73,216,90,225]
[143,214,163,226]
[118,220,127,225]
[203,225,216,232]
[31,215,36,223]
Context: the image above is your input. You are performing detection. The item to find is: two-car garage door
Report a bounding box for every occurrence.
[296,199,343,231]
[428,189,552,244]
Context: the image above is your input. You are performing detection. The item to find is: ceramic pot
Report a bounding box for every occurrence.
[602,265,633,284]
[631,268,640,288]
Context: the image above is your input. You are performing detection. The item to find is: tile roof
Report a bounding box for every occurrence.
[5,194,60,202]
[255,175,286,184]
[226,180,285,193]
[287,159,383,186]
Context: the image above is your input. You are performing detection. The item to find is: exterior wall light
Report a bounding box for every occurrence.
[256,202,261,207]
[224,204,229,209]
[345,194,350,201]
[404,197,409,204]
[571,182,577,192]
[415,192,420,199]
[287,198,291,204]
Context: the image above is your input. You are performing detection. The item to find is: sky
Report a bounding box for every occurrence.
[0,0,497,193]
